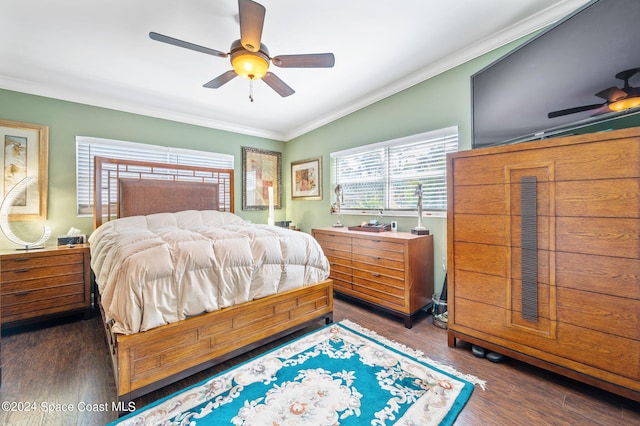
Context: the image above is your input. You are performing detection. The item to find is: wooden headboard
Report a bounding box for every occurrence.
[93,157,234,228]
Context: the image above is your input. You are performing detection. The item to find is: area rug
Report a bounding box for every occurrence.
[111,319,485,425]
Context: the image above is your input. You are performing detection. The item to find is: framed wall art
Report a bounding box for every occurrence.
[291,156,322,200]
[0,119,49,221]
[242,146,281,210]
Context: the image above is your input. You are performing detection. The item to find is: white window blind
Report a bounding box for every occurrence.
[331,126,458,213]
[76,136,234,216]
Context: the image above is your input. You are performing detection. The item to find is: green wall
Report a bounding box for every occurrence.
[0,90,284,247]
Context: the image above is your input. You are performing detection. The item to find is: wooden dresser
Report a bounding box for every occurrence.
[312,227,433,328]
[446,127,639,402]
[0,244,91,329]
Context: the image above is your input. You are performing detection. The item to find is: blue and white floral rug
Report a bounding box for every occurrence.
[111,320,485,425]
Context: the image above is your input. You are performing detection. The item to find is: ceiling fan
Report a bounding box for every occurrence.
[149,0,335,101]
[548,68,640,118]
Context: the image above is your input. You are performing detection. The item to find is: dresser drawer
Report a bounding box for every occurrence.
[322,246,351,262]
[312,232,351,251]
[352,270,404,292]
[355,237,404,253]
[352,251,404,269]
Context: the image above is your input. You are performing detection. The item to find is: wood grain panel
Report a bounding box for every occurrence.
[557,287,639,340]
[1,273,84,295]
[351,253,403,269]
[353,246,404,263]
[322,246,351,260]
[451,135,639,184]
[556,217,639,258]
[453,270,507,308]
[556,252,640,299]
[357,238,404,253]
[453,242,507,277]
[2,264,84,283]
[351,270,404,292]
[351,261,404,280]
[452,298,639,381]
[453,214,507,246]
[312,233,351,252]
[452,184,505,214]
[1,252,84,270]
[556,179,640,218]
[349,282,405,308]
[2,292,85,319]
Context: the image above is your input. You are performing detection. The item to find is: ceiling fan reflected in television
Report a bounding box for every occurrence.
[548,68,640,118]
[149,0,335,101]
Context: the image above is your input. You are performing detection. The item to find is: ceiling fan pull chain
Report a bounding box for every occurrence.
[249,80,254,102]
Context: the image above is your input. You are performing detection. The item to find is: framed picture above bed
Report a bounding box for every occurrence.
[242,146,282,210]
[291,156,322,200]
[0,119,49,221]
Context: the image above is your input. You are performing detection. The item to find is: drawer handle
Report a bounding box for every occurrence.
[14,258,31,262]
[14,268,32,273]
[15,291,31,296]
[372,273,381,277]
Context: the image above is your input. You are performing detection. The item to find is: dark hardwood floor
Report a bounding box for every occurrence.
[0,297,638,425]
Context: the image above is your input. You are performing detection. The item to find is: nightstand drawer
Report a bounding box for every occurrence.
[2,273,85,296]
[1,263,84,286]
[2,282,86,318]
[1,252,84,273]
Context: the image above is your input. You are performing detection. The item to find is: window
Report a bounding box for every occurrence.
[330,126,458,215]
[76,136,234,216]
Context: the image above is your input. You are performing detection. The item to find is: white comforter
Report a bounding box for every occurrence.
[89,210,329,335]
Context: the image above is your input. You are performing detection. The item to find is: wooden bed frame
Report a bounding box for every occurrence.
[92,157,333,405]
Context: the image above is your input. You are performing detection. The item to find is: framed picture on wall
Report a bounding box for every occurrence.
[242,146,282,210]
[291,156,322,200]
[0,119,49,221]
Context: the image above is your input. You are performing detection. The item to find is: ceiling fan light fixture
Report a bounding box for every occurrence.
[609,96,640,112]
[231,50,269,80]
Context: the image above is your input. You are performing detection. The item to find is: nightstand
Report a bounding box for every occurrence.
[0,244,91,329]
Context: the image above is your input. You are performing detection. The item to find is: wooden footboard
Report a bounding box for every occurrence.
[103,279,333,404]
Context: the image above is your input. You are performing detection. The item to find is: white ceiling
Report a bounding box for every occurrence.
[0,0,590,141]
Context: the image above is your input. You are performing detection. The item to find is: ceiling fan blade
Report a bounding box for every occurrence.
[203,70,238,88]
[595,86,628,102]
[262,72,295,97]
[238,0,265,52]
[149,32,227,58]
[271,53,335,68]
[548,103,604,119]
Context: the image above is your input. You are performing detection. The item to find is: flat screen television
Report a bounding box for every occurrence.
[472,0,640,149]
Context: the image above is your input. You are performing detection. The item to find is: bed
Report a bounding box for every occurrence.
[89,156,333,405]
